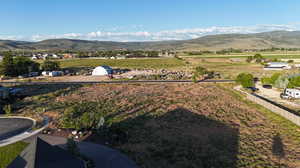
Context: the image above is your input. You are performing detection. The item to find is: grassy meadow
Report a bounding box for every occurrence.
[55,58,187,70]
[0,142,28,168]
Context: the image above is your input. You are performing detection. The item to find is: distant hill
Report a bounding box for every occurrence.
[1,31,300,51]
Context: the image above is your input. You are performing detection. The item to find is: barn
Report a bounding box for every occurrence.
[92,66,113,76]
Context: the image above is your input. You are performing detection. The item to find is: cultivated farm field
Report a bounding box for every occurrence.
[14,83,300,168]
[57,58,187,70]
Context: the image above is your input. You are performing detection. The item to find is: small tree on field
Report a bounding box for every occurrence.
[261,77,272,85]
[193,66,211,82]
[254,54,264,63]
[42,60,60,71]
[274,76,289,89]
[14,56,40,75]
[270,73,282,84]
[246,56,253,63]
[236,73,254,88]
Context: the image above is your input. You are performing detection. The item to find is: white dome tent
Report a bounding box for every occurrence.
[92,66,113,76]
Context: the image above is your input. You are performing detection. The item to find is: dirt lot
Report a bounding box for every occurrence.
[12,83,300,168]
[256,83,300,110]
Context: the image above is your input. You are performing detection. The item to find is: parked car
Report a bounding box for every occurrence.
[280,93,291,100]
[28,72,39,77]
[262,85,272,89]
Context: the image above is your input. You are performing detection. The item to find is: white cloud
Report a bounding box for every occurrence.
[0,24,297,42]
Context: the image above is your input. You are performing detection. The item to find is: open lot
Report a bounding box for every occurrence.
[10,83,300,168]
[184,58,290,79]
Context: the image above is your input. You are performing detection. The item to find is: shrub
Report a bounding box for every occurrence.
[274,76,289,89]
[287,60,294,63]
[61,100,115,130]
[193,66,213,81]
[270,73,281,84]
[246,56,253,63]
[4,104,12,115]
[236,73,254,88]
[42,60,60,71]
[254,54,264,63]
[287,76,300,88]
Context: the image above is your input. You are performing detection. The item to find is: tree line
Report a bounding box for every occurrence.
[0,52,60,77]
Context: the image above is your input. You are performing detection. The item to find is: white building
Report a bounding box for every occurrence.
[92,66,113,76]
[52,54,59,59]
[264,62,291,70]
[49,71,63,77]
[31,55,38,60]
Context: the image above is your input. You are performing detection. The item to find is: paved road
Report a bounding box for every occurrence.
[0,79,234,86]
[0,118,33,141]
[39,135,138,168]
[0,117,49,147]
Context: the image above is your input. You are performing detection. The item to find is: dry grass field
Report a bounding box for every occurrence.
[185,58,277,79]
[13,83,300,168]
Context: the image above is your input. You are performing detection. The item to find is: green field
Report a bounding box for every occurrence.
[0,142,28,168]
[180,53,300,59]
[53,57,288,79]
[57,58,187,70]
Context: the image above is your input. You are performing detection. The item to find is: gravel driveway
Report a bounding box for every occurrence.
[256,83,300,107]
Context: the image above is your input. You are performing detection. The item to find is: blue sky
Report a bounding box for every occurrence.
[1,0,300,41]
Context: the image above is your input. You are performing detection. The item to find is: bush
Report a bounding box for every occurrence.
[42,60,60,71]
[261,77,272,85]
[270,73,281,84]
[193,66,213,81]
[236,73,254,88]
[254,54,264,63]
[287,60,294,63]
[61,100,115,130]
[4,104,12,115]
[246,56,253,63]
[274,75,289,89]
[287,76,300,88]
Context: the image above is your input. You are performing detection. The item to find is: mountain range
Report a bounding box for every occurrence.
[1,31,300,51]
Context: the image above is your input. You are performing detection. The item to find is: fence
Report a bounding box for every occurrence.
[236,87,300,126]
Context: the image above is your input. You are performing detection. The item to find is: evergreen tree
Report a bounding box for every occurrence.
[1,52,15,76]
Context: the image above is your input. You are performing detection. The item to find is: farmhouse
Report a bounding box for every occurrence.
[92,66,113,76]
[63,53,75,59]
[264,62,291,70]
